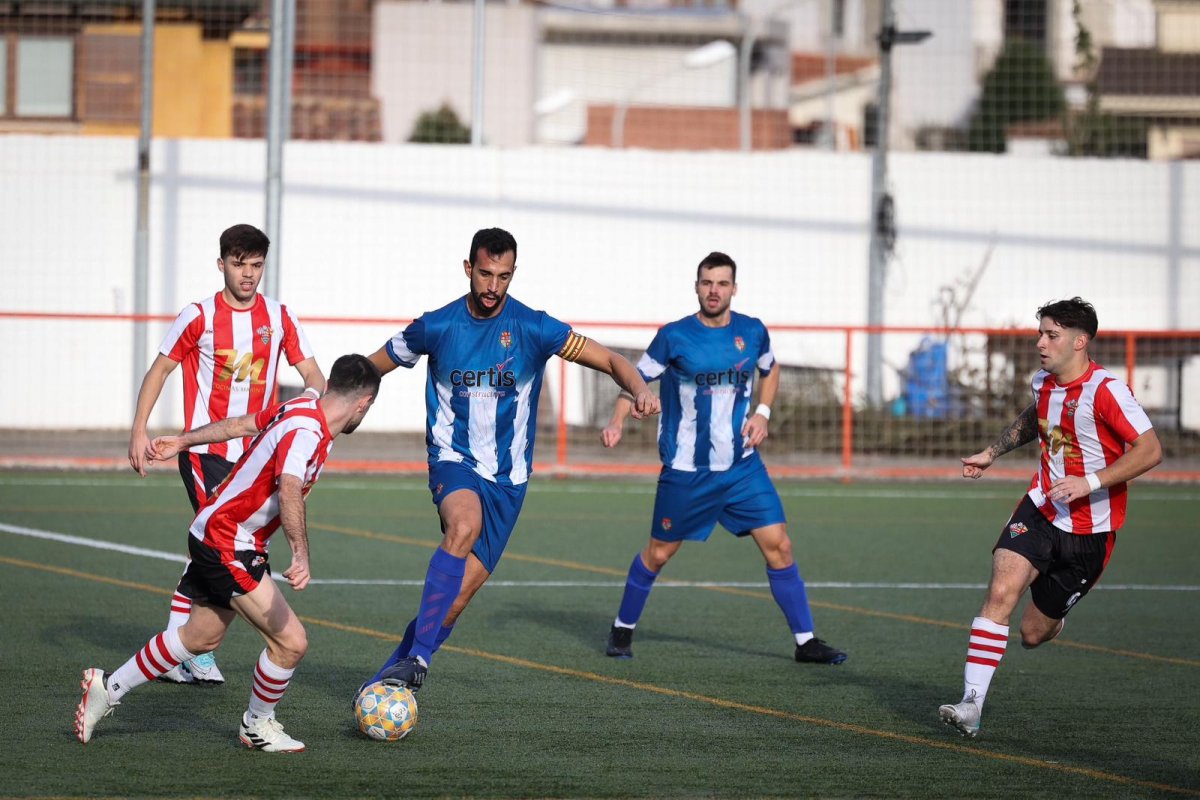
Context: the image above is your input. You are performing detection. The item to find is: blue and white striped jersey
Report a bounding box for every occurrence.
[639,312,775,472]
[384,295,571,485]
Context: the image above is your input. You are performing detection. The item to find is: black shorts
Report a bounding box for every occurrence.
[994,495,1116,620]
[176,535,272,610]
[177,452,234,513]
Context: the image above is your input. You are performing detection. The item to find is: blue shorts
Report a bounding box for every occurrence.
[651,453,786,542]
[428,460,528,573]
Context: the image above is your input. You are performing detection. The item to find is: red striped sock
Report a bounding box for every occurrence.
[107,628,196,702]
[166,591,192,631]
[963,616,1009,708]
[246,650,294,719]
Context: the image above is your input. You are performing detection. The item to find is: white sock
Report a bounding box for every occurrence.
[166,591,192,633]
[247,650,295,720]
[963,616,1009,709]
[108,628,196,703]
[794,632,814,646]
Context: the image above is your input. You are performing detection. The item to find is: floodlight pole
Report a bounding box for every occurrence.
[132,0,155,410]
[865,0,930,407]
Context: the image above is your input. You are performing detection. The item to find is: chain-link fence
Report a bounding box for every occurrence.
[1,0,1197,479]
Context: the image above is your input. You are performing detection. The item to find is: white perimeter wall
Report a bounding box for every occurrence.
[1,135,1197,432]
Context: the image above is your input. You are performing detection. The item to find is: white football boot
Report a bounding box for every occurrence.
[75,668,117,744]
[938,689,982,739]
[239,713,305,753]
[185,652,225,683]
[158,662,195,684]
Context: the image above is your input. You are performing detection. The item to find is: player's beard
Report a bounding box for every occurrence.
[470,289,504,318]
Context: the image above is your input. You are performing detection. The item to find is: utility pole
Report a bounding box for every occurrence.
[865,0,930,407]
[471,0,486,147]
[132,0,155,410]
[264,0,295,299]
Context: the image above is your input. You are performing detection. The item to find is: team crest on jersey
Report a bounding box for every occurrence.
[256,325,273,345]
[1065,399,1079,417]
[500,331,512,348]
[661,517,672,531]
[1008,522,1028,538]
[733,336,745,352]
[250,555,266,567]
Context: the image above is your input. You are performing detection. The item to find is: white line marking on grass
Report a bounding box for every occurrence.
[2,522,1197,591]
[1,475,1196,502]
[0,522,187,564]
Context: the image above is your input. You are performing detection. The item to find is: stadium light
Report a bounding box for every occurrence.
[534,89,577,117]
[611,40,737,149]
[737,0,805,153]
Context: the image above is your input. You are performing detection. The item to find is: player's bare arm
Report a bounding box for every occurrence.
[1048,429,1163,504]
[128,354,181,476]
[277,474,311,591]
[742,362,780,449]
[367,346,402,377]
[601,392,635,448]
[147,412,262,462]
[962,403,1038,479]
[565,335,661,420]
[294,357,327,397]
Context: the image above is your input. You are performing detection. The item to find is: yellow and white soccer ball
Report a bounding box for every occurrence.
[354,681,419,741]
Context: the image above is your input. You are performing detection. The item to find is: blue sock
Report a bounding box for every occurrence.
[433,623,455,653]
[408,548,466,666]
[615,553,659,627]
[767,563,814,634]
[373,619,455,683]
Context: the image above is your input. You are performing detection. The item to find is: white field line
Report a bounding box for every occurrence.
[2,522,1197,591]
[0,474,1196,502]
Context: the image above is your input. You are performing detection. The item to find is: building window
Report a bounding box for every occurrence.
[13,37,75,118]
[1004,0,1047,47]
[234,47,268,96]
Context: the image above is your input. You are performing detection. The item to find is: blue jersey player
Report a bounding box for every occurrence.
[600,252,846,665]
[360,228,659,694]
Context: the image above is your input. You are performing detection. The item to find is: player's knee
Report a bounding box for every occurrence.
[178,624,222,655]
[769,538,794,566]
[441,521,478,552]
[983,583,1021,613]
[1020,615,1063,649]
[1019,629,1045,649]
[643,553,668,571]
[643,544,675,572]
[275,627,308,666]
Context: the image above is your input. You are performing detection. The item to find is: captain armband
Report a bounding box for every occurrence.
[558,331,589,363]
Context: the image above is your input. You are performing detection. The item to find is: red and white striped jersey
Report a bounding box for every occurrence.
[1026,361,1153,534]
[158,292,314,462]
[189,395,333,554]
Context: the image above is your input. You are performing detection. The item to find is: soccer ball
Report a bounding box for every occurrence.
[354,681,419,741]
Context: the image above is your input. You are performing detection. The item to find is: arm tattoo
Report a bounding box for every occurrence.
[987,404,1038,460]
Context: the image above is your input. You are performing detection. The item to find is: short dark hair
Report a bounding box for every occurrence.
[697,251,737,282]
[219,224,270,261]
[1037,297,1098,339]
[468,228,517,267]
[326,354,382,398]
